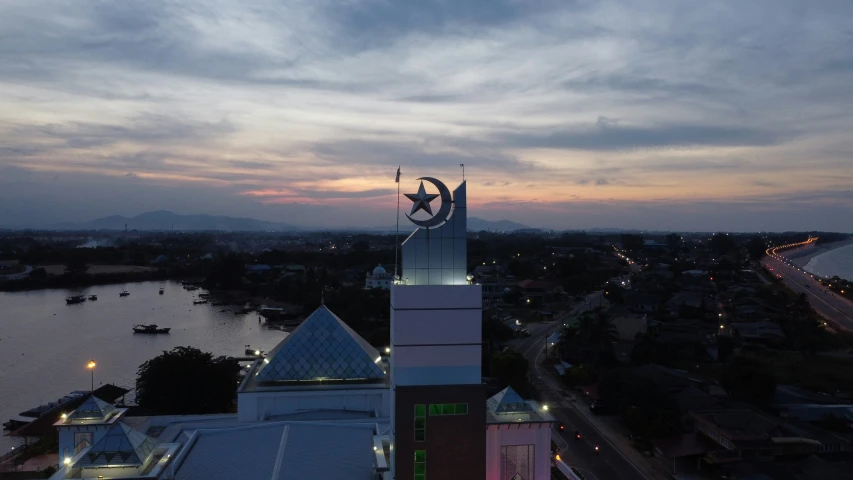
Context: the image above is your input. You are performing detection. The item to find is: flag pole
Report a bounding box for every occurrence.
[394,166,401,282]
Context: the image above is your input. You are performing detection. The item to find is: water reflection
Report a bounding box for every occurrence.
[0,280,286,451]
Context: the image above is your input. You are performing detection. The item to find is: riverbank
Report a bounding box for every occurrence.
[783,238,853,267]
[0,267,198,292]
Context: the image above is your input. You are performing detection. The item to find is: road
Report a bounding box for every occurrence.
[762,255,853,332]
[505,292,651,480]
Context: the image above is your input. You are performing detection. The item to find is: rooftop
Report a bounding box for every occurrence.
[694,410,779,438]
[171,421,378,480]
[249,305,386,385]
[73,422,158,468]
[486,387,554,424]
[67,395,118,421]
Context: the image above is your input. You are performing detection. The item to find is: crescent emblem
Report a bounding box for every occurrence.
[405,177,452,228]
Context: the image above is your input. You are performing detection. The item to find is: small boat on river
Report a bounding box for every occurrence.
[193,300,208,305]
[159,288,164,295]
[88,295,98,301]
[132,324,171,334]
[65,295,86,304]
[120,290,130,297]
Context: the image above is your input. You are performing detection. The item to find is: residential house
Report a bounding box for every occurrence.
[731,321,786,344]
[692,410,823,465]
[624,292,662,313]
[517,279,559,305]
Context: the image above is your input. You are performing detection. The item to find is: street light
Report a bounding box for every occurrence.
[87,360,96,392]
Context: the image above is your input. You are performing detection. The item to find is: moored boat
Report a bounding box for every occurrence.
[88,295,98,301]
[132,324,171,334]
[193,300,208,305]
[119,290,130,297]
[65,295,86,304]
[159,288,164,295]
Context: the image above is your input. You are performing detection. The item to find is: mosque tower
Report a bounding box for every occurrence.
[390,177,485,479]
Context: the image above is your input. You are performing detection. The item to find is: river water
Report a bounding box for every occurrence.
[0,281,286,453]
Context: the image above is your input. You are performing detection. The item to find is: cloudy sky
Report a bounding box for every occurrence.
[1,0,852,232]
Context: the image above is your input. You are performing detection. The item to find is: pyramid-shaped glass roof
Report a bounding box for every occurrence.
[487,387,533,414]
[74,422,158,468]
[254,305,386,383]
[68,394,117,421]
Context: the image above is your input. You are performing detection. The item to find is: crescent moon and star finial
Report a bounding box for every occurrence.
[404,177,452,228]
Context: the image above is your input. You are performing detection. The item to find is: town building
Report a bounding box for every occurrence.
[48,176,554,480]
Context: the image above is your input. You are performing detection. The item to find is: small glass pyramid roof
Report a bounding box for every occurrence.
[68,394,117,421]
[254,305,386,383]
[487,386,533,414]
[74,422,158,468]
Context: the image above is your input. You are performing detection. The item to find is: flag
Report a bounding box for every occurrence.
[395,166,401,183]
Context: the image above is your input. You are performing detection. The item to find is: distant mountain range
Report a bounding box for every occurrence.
[51,211,298,232]
[8,211,533,232]
[467,217,530,232]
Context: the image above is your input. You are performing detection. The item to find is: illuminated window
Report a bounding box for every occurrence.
[415,404,426,442]
[414,450,426,480]
[429,403,468,415]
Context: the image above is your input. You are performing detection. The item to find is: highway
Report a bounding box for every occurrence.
[505,292,654,480]
[762,254,853,332]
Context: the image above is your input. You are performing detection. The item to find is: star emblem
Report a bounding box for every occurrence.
[405,181,439,216]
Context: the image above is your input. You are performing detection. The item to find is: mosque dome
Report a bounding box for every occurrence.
[373,264,387,276]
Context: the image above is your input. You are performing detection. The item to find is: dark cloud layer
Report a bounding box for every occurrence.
[500,124,786,151]
[1,0,852,231]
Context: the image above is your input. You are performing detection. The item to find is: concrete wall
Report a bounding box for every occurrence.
[486,423,552,480]
[237,386,390,422]
[391,285,482,386]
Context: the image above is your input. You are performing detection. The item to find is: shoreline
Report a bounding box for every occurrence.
[783,239,853,267]
[0,270,196,292]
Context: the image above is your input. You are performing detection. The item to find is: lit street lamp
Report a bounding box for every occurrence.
[87,360,96,392]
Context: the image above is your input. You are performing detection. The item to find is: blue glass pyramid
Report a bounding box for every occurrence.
[74,422,157,467]
[254,305,386,382]
[487,387,532,414]
[68,395,116,421]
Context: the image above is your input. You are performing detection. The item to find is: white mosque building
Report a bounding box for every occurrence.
[49,177,555,480]
[365,264,395,290]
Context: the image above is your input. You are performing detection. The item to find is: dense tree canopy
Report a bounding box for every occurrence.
[490,349,535,398]
[559,310,617,365]
[620,234,644,253]
[745,236,768,261]
[136,346,240,414]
